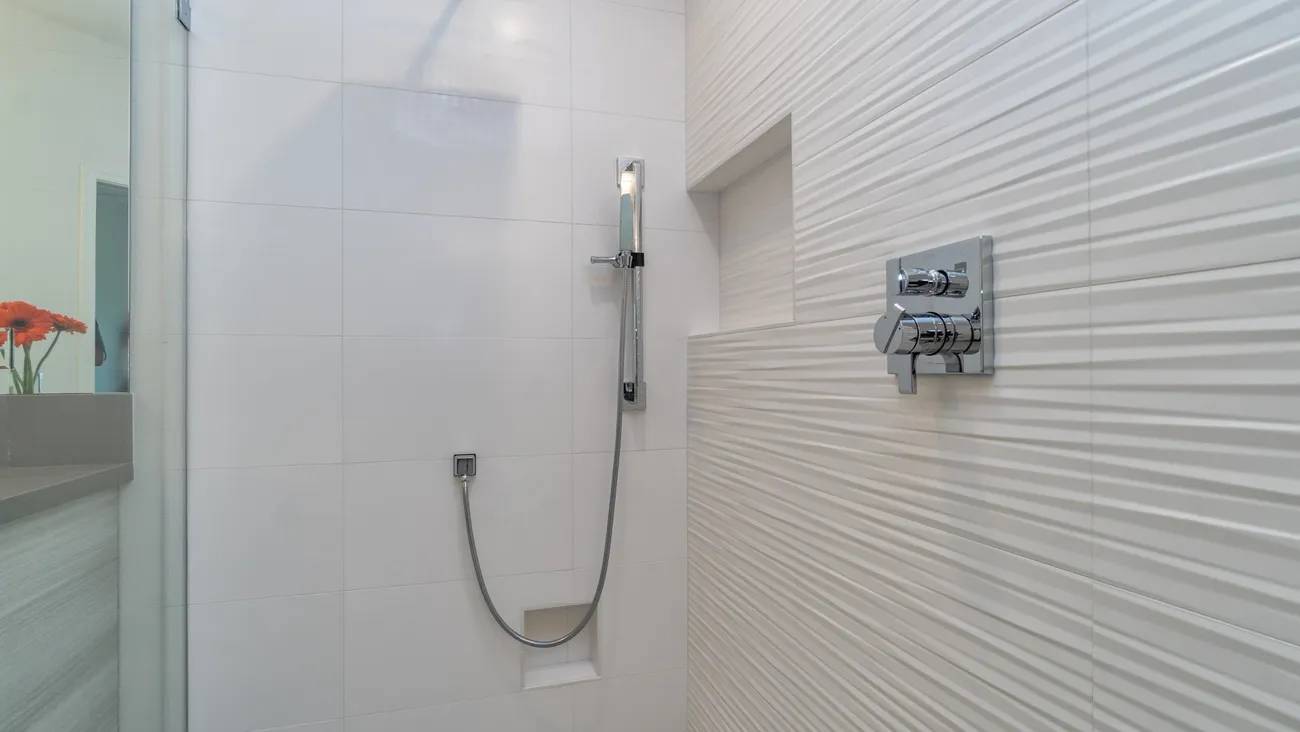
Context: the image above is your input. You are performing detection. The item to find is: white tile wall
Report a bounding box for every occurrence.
[189,68,343,208]
[343,0,571,107]
[573,670,688,732]
[341,336,573,461]
[343,211,572,339]
[343,460,463,590]
[571,112,716,232]
[188,1,710,729]
[190,0,344,81]
[188,593,343,732]
[189,202,343,336]
[342,84,571,221]
[189,465,344,603]
[574,226,719,341]
[345,688,572,732]
[685,0,1300,729]
[572,0,685,120]
[573,450,687,569]
[189,335,343,469]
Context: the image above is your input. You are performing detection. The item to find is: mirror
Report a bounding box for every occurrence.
[0,0,132,393]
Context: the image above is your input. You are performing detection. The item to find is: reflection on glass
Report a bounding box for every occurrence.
[0,0,132,393]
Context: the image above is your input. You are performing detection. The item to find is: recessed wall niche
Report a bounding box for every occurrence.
[695,117,795,331]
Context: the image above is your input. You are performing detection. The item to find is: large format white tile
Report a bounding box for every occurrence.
[573,669,687,732]
[189,335,343,469]
[189,202,343,336]
[343,337,571,462]
[573,450,686,570]
[189,593,343,732]
[572,0,685,120]
[189,465,344,604]
[343,460,463,590]
[571,111,717,232]
[345,688,572,732]
[574,225,718,341]
[587,559,686,678]
[343,581,521,716]
[190,0,342,81]
[343,0,570,107]
[461,454,574,577]
[610,0,684,12]
[344,455,573,590]
[343,211,570,339]
[259,722,343,732]
[573,337,687,453]
[342,85,570,221]
[189,68,342,208]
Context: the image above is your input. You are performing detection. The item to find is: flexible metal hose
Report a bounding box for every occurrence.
[460,267,631,648]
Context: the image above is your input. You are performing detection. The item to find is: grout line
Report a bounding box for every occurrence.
[337,0,349,715]
[186,197,713,235]
[186,64,686,125]
[187,447,687,473]
[187,556,683,608]
[1083,0,1098,726]
[594,0,686,15]
[693,245,1300,343]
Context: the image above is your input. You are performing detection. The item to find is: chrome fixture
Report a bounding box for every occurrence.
[458,158,648,649]
[590,157,646,411]
[873,235,994,394]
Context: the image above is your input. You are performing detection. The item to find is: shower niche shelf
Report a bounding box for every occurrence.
[521,603,599,690]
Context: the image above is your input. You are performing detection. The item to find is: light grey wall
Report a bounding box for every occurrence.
[0,491,119,732]
[685,0,1300,729]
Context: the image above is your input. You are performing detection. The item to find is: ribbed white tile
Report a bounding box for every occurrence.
[686,303,1093,731]
[1088,0,1300,284]
[1092,584,1300,732]
[686,0,1300,728]
[1091,259,1300,645]
[719,147,794,330]
[793,3,1089,321]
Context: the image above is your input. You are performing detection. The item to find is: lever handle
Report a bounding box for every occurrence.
[873,303,909,354]
[590,255,620,266]
[875,305,979,357]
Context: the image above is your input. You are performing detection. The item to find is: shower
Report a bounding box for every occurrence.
[455,157,647,648]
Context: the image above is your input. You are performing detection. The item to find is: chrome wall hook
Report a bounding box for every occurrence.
[873,236,994,394]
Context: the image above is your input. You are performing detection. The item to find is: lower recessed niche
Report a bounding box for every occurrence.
[521,603,599,690]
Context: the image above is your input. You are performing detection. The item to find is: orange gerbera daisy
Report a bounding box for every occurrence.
[0,300,54,347]
[50,312,88,334]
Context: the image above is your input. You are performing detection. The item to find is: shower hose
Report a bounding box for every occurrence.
[459,266,631,648]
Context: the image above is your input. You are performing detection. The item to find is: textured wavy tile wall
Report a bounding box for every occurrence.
[685,0,1300,729]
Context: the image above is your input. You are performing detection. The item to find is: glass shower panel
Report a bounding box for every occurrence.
[0,0,188,728]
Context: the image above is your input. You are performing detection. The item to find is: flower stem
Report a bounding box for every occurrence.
[7,331,19,394]
[22,345,33,394]
[33,330,62,385]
